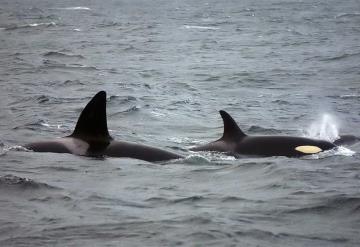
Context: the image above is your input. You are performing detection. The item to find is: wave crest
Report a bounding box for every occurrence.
[0,174,59,190]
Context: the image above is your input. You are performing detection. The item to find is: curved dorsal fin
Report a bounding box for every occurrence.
[69,91,112,143]
[219,110,246,140]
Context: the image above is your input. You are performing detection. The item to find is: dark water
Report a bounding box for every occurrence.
[1,0,360,246]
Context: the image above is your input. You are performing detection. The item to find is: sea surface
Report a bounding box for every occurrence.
[1,0,360,246]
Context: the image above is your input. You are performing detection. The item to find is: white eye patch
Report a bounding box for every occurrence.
[295,145,322,154]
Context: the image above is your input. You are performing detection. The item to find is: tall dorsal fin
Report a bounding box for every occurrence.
[219,110,246,140]
[69,91,112,143]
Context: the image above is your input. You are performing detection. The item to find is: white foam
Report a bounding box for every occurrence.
[304,146,355,159]
[6,145,30,152]
[183,25,219,30]
[56,7,91,10]
[40,122,65,129]
[183,154,212,164]
[336,146,356,156]
[150,111,166,117]
[25,22,56,28]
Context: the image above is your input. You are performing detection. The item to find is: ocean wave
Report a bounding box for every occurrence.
[271,99,290,105]
[235,228,283,239]
[320,52,360,62]
[0,174,59,190]
[145,197,170,204]
[10,93,81,108]
[3,22,56,31]
[5,145,32,152]
[168,137,199,145]
[145,195,211,206]
[12,116,68,132]
[183,152,237,164]
[35,94,73,105]
[54,7,91,11]
[327,94,360,100]
[203,76,221,82]
[97,21,122,28]
[118,106,141,114]
[335,13,360,19]
[247,125,283,134]
[172,195,206,204]
[35,166,78,172]
[122,45,135,51]
[235,228,349,243]
[29,195,72,203]
[63,79,85,85]
[303,146,355,159]
[146,194,263,207]
[108,95,137,104]
[144,195,208,206]
[41,59,97,71]
[37,95,51,103]
[287,195,360,215]
[183,25,219,30]
[174,215,212,225]
[43,51,84,59]
[220,196,262,203]
[339,94,360,99]
[0,142,7,156]
[86,194,151,209]
[182,154,214,164]
[12,119,48,131]
[186,231,218,241]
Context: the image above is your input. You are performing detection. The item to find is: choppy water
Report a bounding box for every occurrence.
[1,0,360,246]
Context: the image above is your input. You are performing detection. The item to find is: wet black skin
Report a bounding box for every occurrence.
[191,110,340,158]
[333,135,360,146]
[24,91,183,162]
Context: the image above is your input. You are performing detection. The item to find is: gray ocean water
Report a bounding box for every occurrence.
[1,0,360,246]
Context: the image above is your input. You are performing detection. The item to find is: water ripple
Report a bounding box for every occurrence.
[0,174,59,191]
[43,51,85,59]
[2,22,56,31]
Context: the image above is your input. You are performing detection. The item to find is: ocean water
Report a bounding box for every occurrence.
[1,0,360,246]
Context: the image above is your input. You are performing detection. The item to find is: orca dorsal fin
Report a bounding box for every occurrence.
[219,110,246,141]
[69,91,112,144]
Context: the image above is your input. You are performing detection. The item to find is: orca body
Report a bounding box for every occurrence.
[25,91,182,162]
[190,110,338,157]
[333,134,360,146]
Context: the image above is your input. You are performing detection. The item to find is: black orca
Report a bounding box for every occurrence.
[333,134,360,146]
[24,91,183,162]
[190,110,339,157]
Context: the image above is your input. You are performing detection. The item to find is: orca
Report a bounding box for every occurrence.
[24,91,183,162]
[190,110,340,157]
[333,134,360,146]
